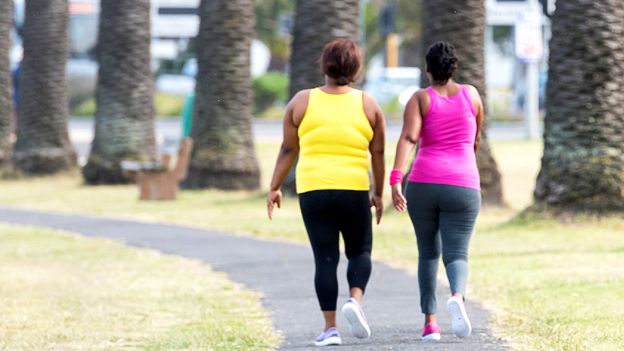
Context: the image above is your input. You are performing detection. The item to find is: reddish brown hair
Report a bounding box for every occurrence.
[320,38,363,86]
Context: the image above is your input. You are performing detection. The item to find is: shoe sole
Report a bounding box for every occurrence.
[447,297,472,338]
[314,336,342,347]
[421,332,441,341]
[341,303,371,339]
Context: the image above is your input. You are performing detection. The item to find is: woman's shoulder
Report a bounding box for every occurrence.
[460,84,482,103]
[293,88,313,99]
[461,84,479,95]
[416,88,431,96]
[361,90,377,104]
[290,89,313,106]
[288,89,313,126]
[410,88,431,104]
[361,90,381,127]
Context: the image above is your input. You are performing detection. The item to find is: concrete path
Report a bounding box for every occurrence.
[0,207,506,350]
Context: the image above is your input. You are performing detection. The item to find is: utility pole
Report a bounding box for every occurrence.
[380,0,397,67]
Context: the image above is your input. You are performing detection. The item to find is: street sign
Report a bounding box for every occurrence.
[515,11,543,63]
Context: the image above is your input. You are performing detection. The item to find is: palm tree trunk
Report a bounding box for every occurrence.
[0,0,13,167]
[282,0,360,194]
[422,0,504,206]
[82,0,157,184]
[534,0,624,213]
[184,0,261,190]
[13,0,76,175]
[289,0,360,98]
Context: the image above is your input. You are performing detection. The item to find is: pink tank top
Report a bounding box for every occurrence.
[407,85,481,190]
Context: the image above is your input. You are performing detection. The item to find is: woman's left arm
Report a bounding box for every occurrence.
[468,85,484,152]
[364,92,386,224]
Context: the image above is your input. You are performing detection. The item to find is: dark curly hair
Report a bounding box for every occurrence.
[320,39,363,86]
[425,41,459,84]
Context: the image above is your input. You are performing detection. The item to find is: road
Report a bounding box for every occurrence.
[70,118,537,165]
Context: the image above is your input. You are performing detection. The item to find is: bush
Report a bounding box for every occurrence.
[154,93,185,117]
[72,98,97,117]
[381,97,404,120]
[253,72,288,116]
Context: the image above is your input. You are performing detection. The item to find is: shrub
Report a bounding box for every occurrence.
[253,72,288,116]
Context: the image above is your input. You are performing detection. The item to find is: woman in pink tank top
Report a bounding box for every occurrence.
[389,42,484,341]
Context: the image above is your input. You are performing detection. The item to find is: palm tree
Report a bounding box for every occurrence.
[422,0,504,206]
[534,1,624,212]
[13,0,76,174]
[83,0,157,184]
[289,0,360,97]
[0,0,13,167]
[282,0,360,194]
[184,0,261,190]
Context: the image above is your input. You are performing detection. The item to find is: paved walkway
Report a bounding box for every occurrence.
[0,207,506,350]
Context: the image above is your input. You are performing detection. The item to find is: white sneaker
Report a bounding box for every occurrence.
[341,298,371,339]
[447,296,472,338]
[314,327,342,347]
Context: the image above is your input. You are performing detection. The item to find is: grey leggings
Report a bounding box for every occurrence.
[406,182,481,314]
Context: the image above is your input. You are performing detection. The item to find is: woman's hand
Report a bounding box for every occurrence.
[371,194,383,224]
[267,189,282,220]
[392,183,407,212]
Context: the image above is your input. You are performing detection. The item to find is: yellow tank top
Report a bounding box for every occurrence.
[296,88,374,194]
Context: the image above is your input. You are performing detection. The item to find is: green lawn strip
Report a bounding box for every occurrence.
[1,140,623,350]
[470,217,624,351]
[72,93,185,118]
[0,224,279,351]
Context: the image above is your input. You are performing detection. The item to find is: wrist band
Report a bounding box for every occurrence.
[389,169,404,185]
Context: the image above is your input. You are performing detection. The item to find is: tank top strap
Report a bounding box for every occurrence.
[352,88,364,108]
[425,87,437,117]
[460,85,476,117]
[309,87,321,102]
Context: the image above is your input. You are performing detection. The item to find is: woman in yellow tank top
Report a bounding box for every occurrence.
[267,39,386,347]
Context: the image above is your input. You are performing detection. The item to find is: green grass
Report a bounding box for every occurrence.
[471,216,624,350]
[0,224,279,351]
[255,105,287,120]
[0,140,623,350]
[72,93,185,117]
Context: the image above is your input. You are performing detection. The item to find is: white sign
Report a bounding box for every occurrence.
[152,0,200,39]
[515,11,543,62]
[152,16,200,38]
[487,1,530,25]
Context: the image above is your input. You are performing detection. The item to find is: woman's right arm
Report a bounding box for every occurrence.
[391,91,424,212]
[267,91,307,219]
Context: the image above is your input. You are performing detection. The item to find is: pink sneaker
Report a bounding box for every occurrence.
[421,323,441,341]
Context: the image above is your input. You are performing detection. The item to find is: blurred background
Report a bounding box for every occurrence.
[2,1,624,350]
[8,0,551,124]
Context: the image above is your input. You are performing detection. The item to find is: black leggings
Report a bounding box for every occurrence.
[299,190,373,311]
